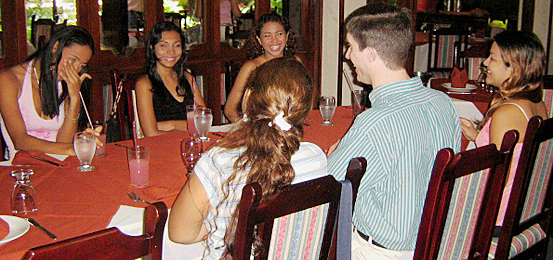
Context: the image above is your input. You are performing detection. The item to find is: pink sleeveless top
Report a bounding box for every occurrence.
[0,61,65,160]
[475,103,529,226]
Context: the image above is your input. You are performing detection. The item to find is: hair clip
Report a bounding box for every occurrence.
[268,111,292,131]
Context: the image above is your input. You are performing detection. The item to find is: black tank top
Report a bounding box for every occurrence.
[152,82,194,122]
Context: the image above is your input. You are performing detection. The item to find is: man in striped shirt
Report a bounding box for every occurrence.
[328,3,461,259]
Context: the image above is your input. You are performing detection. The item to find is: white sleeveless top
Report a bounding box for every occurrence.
[0,61,65,160]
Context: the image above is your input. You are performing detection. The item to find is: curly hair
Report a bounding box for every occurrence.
[478,30,545,129]
[246,13,297,60]
[205,57,313,258]
[144,21,193,100]
[26,26,94,118]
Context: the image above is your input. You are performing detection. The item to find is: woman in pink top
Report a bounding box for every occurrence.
[0,26,95,160]
[460,31,548,226]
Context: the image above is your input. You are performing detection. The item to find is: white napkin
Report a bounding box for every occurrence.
[109,205,204,260]
[450,97,484,122]
[0,153,69,166]
[210,123,234,133]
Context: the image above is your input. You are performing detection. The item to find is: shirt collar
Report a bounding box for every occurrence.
[369,77,423,105]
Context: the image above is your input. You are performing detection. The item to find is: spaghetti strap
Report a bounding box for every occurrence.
[503,103,531,120]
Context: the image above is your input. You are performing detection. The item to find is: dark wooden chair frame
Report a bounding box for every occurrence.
[110,68,143,141]
[493,116,553,259]
[232,157,367,260]
[414,130,519,260]
[427,26,470,76]
[21,201,168,260]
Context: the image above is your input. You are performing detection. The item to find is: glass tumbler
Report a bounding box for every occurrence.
[11,169,37,217]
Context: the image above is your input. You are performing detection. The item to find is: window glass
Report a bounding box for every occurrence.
[99,0,146,56]
[26,0,77,54]
[164,0,205,49]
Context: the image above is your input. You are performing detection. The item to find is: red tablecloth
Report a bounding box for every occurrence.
[0,108,353,259]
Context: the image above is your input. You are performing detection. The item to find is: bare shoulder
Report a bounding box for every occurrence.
[0,63,27,95]
[242,59,260,71]
[135,75,152,90]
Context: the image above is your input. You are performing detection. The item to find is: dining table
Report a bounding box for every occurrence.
[0,106,355,260]
[430,77,494,150]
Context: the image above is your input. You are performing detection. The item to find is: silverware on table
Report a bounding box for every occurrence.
[114,144,131,149]
[127,191,152,204]
[28,218,57,240]
[30,155,62,167]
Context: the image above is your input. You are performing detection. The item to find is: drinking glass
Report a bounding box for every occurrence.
[319,96,336,126]
[126,146,150,188]
[73,131,96,172]
[351,90,366,117]
[186,105,199,136]
[194,107,213,142]
[11,169,37,217]
[93,121,107,157]
[180,136,203,175]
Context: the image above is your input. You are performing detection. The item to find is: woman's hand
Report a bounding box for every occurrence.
[459,117,478,142]
[84,126,105,149]
[59,59,92,100]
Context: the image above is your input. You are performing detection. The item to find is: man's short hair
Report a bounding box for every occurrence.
[345,3,413,70]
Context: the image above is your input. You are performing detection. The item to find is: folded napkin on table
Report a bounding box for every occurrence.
[0,217,9,241]
[12,150,70,167]
[450,67,469,88]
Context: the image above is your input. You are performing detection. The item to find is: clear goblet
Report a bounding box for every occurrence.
[194,107,213,142]
[319,96,336,126]
[180,136,203,176]
[73,131,96,172]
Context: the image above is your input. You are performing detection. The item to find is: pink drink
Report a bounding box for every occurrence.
[187,111,198,135]
[95,134,107,157]
[128,158,149,188]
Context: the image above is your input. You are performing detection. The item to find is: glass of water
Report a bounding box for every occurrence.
[194,107,213,142]
[73,131,96,172]
[319,96,336,126]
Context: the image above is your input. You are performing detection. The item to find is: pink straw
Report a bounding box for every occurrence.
[132,121,138,148]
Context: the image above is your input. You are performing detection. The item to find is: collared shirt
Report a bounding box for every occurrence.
[328,77,461,251]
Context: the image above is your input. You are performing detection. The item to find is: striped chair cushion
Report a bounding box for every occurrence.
[434,34,458,69]
[437,169,489,259]
[267,203,329,260]
[466,57,486,81]
[520,138,553,222]
[543,89,552,117]
[487,224,547,259]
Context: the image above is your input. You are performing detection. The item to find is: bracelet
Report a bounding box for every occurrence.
[65,106,80,123]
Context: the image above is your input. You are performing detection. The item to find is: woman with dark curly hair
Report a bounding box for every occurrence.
[224,13,300,123]
[135,21,205,137]
[460,30,548,226]
[168,57,326,259]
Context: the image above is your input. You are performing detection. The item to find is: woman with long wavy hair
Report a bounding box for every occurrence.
[460,30,548,226]
[168,57,327,259]
[135,21,205,137]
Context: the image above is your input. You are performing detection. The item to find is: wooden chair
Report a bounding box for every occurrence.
[232,157,367,260]
[427,26,470,78]
[460,40,492,81]
[109,68,144,141]
[489,117,553,259]
[414,130,519,260]
[21,202,168,260]
[30,15,55,51]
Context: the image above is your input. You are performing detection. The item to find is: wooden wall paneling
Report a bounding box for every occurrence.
[521,0,535,32]
[0,0,28,69]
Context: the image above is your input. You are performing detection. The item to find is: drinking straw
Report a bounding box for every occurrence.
[132,121,138,148]
[78,91,94,128]
[342,70,361,107]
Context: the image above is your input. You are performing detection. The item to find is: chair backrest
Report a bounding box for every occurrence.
[427,26,470,78]
[460,40,492,81]
[232,157,367,260]
[414,130,519,260]
[490,116,553,259]
[109,68,143,141]
[21,202,167,260]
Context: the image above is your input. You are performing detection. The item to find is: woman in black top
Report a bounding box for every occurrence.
[135,22,206,137]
